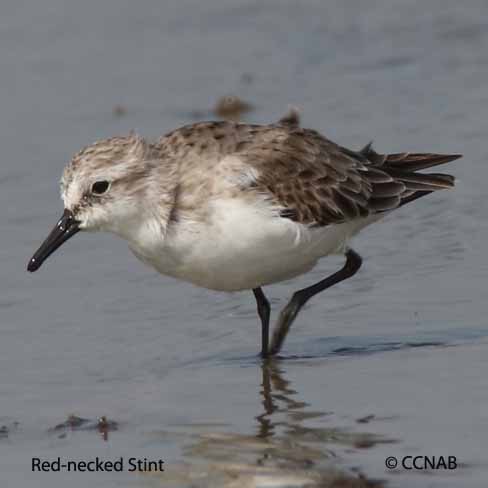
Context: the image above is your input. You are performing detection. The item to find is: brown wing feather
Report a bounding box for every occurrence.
[240,128,376,226]
[239,127,459,227]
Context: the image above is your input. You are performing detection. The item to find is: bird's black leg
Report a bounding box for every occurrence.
[269,248,363,356]
[253,287,271,357]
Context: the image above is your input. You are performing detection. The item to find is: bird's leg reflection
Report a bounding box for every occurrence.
[255,359,275,438]
[170,360,389,485]
[254,359,335,468]
[256,359,311,438]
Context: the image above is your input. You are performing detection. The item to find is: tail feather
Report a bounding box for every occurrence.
[398,190,432,207]
[359,143,460,210]
[385,169,455,190]
[383,152,462,172]
[360,143,461,171]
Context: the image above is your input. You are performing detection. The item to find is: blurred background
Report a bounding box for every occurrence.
[1,1,487,487]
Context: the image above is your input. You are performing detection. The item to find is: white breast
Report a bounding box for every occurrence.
[129,196,374,292]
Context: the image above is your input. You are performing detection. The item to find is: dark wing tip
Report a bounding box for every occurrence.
[359,141,374,156]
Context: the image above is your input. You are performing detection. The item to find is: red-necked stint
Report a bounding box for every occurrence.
[27,111,460,357]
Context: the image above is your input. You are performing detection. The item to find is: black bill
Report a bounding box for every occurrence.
[27,209,80,272]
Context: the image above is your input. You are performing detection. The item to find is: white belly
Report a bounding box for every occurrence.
[129,198,374,291]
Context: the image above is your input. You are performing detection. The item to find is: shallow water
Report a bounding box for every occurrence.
[1,0,488,486]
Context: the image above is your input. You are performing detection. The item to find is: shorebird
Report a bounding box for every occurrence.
[27,112,460,357]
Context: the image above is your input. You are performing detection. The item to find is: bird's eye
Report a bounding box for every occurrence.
[91,180,110,195]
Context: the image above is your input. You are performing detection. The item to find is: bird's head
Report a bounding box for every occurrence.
[27,133,168,272]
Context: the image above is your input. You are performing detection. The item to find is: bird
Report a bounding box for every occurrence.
[27,112,460,357]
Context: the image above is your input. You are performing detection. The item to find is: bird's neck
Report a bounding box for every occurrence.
[117,157,180,254]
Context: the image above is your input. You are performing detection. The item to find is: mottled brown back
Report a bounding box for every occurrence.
[157,121,460,227]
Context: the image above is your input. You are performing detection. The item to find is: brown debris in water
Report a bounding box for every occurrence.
[49,414,118,441]
[0,421,20,440]
[50,414,87,431]
[0,425,9,438]
[214,95,253,121]
[356,415,375,424]
[112,104,128,117]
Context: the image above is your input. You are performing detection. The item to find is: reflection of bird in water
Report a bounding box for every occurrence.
[254,360,392,470]
[155,359,387,487]
[256,357,307,440]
